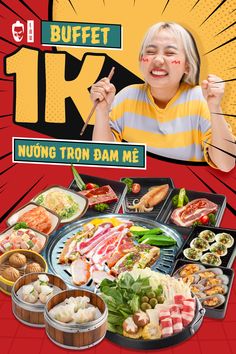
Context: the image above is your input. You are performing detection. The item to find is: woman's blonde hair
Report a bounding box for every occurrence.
[139,22,200,85]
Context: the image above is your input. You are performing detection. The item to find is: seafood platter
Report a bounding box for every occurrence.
[176,225,236,268]
[121,177,174,219]
[172,259,234,319]
[158,188,226,236]
[69,173,127,217]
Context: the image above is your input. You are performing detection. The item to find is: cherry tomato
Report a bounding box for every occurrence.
[85,183,99,190]
[199,215,209,225]
[132,183,141,194]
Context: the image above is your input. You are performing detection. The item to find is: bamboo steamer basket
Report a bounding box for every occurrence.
[12,272,67,327]
[44,289,108,350]
[0,249,48,295]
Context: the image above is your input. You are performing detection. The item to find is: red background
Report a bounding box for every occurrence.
[0,1,236,353]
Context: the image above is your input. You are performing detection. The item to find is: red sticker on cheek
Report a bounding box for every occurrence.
[140,56,149,62]
[171,60,181,64]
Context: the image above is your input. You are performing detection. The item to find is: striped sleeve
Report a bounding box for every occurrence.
[109,86,133,142]
[197,98,219,168]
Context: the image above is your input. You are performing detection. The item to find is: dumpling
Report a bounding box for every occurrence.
[34,274,49,293]
[65,296,90,312]
[22,284,39,303]
[38,285,53,304]
[49,304,74,323]
[2,266,20,282]
[73,307,97,324]
[9,253,27,268]
[25,262,42,274]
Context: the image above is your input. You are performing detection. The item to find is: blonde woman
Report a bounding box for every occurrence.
[91,22,235,172]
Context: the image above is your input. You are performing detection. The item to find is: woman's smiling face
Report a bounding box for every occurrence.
[140,29,188,92]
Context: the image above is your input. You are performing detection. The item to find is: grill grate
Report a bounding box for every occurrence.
[43,214,183,289]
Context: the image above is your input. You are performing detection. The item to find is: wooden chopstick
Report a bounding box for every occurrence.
[80,67,115,136]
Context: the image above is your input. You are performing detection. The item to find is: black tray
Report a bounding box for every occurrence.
[121,177,174,220]
[157,188,226,236]
[176,225,236,268]
[106,297,205,350]
[171,259,234,319]
[69,174,127,217]
[43,214,184,290]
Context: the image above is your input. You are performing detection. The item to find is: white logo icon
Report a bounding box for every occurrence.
[12,20,24,42]
[12,20,35,43]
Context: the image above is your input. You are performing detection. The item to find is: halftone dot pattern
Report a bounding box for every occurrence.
[52,0,236,132]
[45,53,66,123]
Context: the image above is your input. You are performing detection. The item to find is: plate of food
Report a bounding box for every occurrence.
[0,224,47,254]
[43,214,183,290]
[69,168,127,217]
[7,202,60,235]
[100,268,205,349]
[176,225,236,268]
[157,188,226,236]
[32,185,89,223]
[121,177,174,219]
[172,259,234,319]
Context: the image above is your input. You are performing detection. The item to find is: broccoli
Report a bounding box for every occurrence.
[121,178,133,193]
[93,203,109,212]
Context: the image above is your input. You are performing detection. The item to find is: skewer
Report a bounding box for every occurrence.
[80,67,115,136]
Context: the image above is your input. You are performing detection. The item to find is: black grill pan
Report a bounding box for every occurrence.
[106,297,205,350]
[157,188,226,236]
[69,174,127,216]
[43,214,183,290]
[171,259,234,319]
[121,177,174,220]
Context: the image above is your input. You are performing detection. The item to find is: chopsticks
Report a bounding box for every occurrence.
[80,67,115,136]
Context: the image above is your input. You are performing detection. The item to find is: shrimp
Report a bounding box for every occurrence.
[128,184,169,212]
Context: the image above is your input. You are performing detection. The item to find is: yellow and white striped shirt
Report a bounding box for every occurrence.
[110,83,212,162]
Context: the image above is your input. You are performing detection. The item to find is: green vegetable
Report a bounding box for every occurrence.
[35,194,44,205]
[138,234,177,246]
[27,240,34,248]
[100,273,152,334]
[71,164,86,190]
[172,188,189,207]
[121,178,133,193]
[155,285,164,297]
[192,220,202,227]
[93,203,109,212]
[131,228,163,237]
[208,213,216,226]
[13,222,28,230]
[60,204,79,219]
[177,188,186,208]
